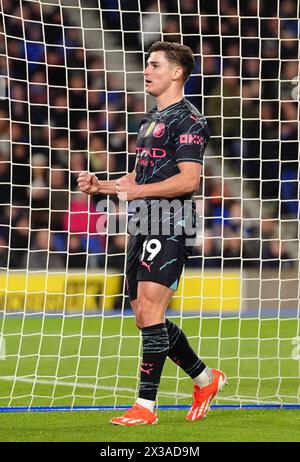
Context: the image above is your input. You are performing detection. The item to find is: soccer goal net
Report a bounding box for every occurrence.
[0,0,299,411]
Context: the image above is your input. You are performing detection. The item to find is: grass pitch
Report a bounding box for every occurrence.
[0,409,299,442]
[0,314,299,441]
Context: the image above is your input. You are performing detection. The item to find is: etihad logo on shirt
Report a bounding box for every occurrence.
[136,147,167,158]
[179,133,204,145]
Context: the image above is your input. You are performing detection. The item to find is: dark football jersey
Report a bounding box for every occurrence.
[128,98,211,236]
[135,98,210,192]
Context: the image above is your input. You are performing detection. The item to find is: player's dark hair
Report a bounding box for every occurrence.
[147,41,195,82]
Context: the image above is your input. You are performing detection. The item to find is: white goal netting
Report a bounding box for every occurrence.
[0,0,299,409]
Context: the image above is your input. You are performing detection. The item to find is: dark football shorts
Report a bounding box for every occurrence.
[126,233,193,301]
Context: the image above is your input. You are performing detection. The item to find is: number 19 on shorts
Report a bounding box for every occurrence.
[141,239,162,261]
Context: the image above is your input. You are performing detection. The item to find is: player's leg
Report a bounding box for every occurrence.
[130,277,214,392]
[129,234,211,385]
[133,233,227,421]
[130,234,180,416]
[112,233,226,424]
[134,280,172,411]
[129,297,228,423]
[165,317,227,420]
[166,318,208,381]
[111,234,172,426]
[160,235,227,421]
[131,280,227,422]
[132,295,220,398]
[129,287,172,415]
[111,281,173,426]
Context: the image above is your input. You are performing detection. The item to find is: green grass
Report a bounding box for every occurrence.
[0,409,299,442]
[0,315,299,407]
[0,314,299,441]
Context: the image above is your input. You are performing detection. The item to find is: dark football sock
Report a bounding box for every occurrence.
[166,318,206,378]
[138,323,169,401]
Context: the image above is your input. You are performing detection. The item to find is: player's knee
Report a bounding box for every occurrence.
[136,305,161,328]
[134,306,148,329]
[136,299,157,319]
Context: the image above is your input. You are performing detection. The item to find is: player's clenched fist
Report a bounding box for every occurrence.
[77,171,99,195]
[116,176,140,201]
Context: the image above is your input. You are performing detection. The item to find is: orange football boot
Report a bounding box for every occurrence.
[111,403,158,426]
[186,369,227,421]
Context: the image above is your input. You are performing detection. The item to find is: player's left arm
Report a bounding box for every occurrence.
[116,162,202,200]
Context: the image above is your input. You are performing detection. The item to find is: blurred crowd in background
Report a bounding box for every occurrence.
[0,0,298,282]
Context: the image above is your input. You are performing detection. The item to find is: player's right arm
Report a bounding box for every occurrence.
[77,171,136,196]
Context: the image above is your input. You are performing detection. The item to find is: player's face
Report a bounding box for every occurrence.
[144,51,181,97]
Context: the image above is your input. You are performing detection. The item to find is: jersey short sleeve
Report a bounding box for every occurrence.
[173,113,211,165]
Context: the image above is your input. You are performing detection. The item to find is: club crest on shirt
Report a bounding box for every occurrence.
[153,122,165,138]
